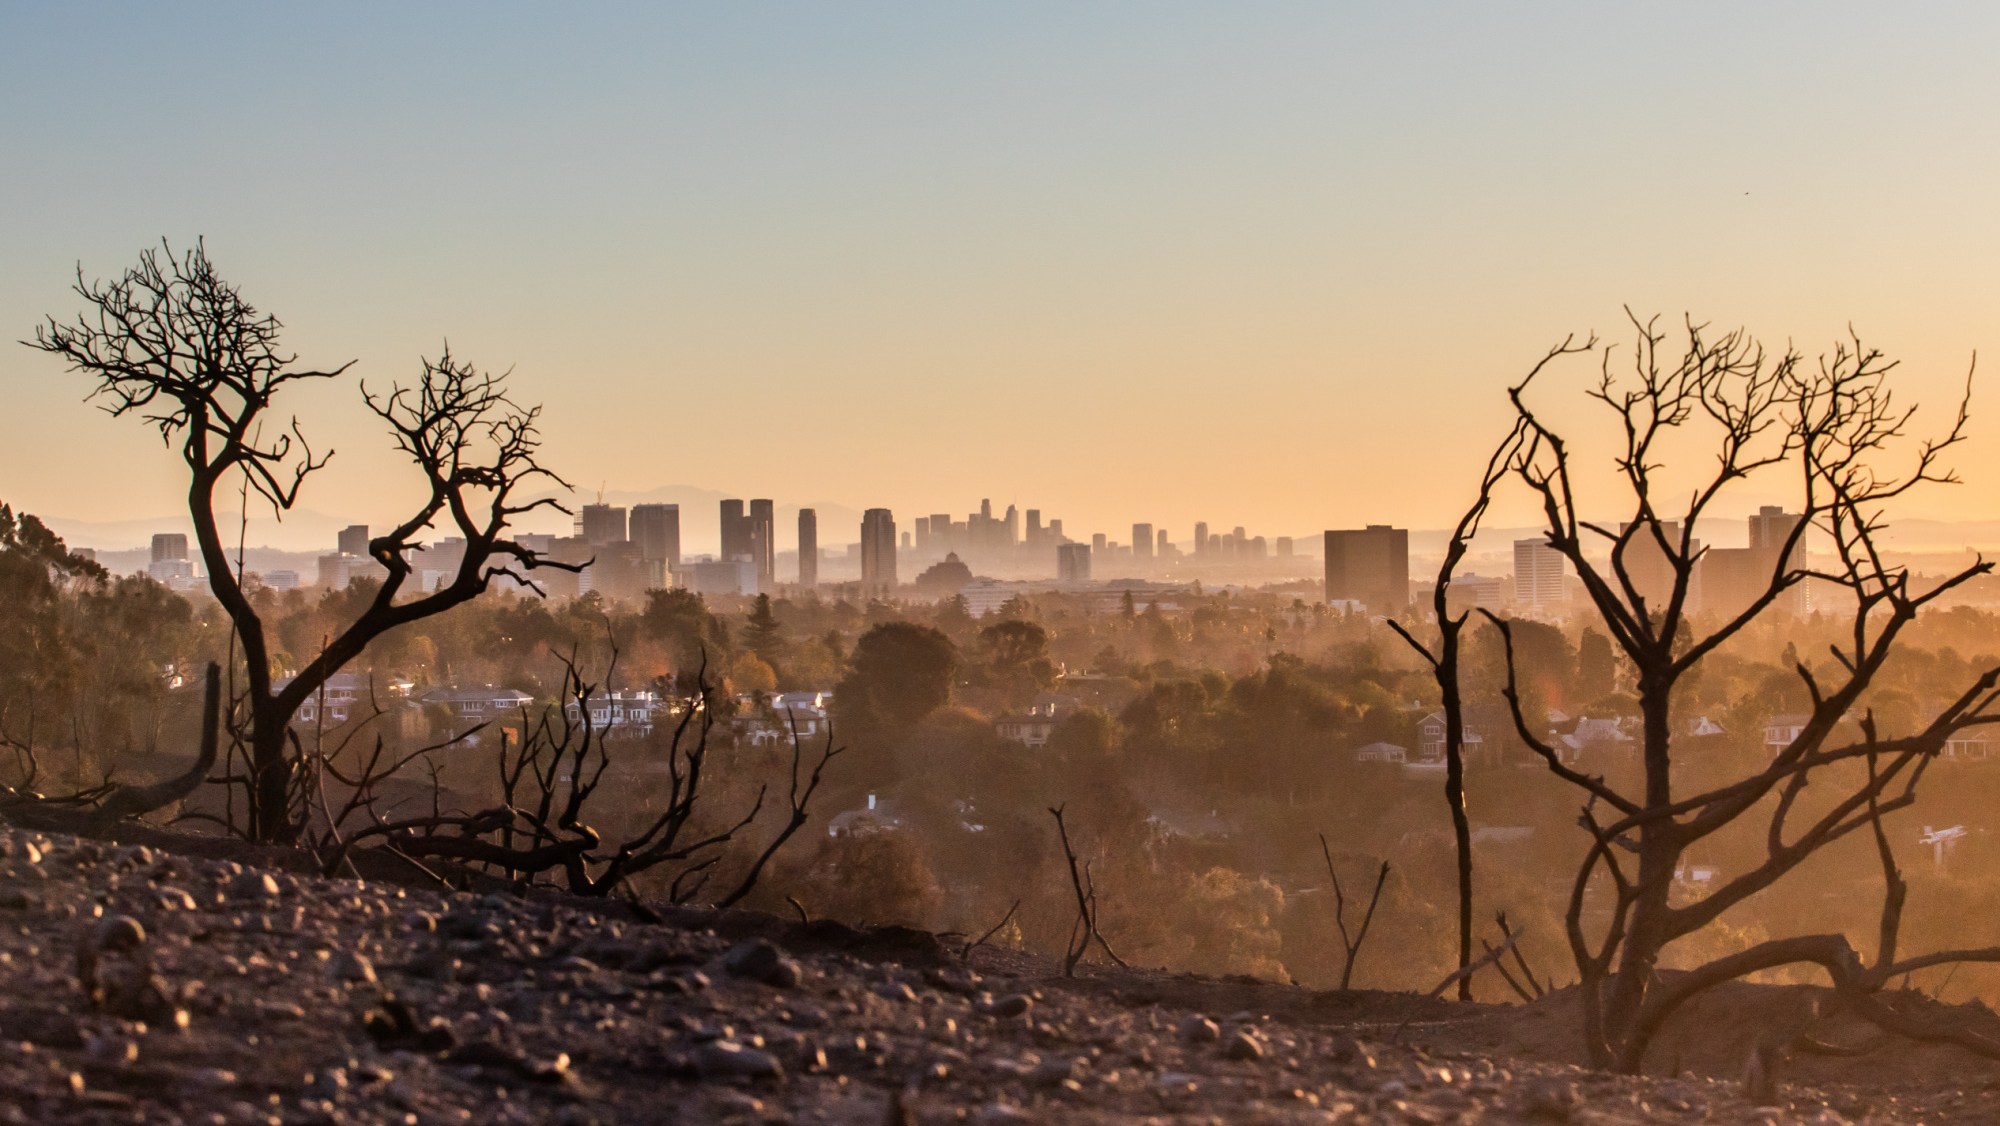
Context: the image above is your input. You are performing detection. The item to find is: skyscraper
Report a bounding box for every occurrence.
[630,504,681,586]
[151,533,188,564]
[1194,522,1209,555]
[860,509,897,598]
[1057,542,1092,583]
[1026,509,1042,546]
[580,504,627,547]
[797,508,818,589]
[1156,529,1169,557]
[720,499,749,561]
[337,525,370,558]
[1324,526,1410,614]
[749,498,775,592]
[1513,537,1566,617]
[1132,524,1154,561]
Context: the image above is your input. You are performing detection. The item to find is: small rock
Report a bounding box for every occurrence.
[691,1040,784,1082]
[980,993,1034,1019]
[1029,1055,1084,1087]
[227,871,280,900]
[94,915,147,954]
[1178,1015,1220,1043]
[1223,1031,1263,1061]
[332,952,378,985]
[1520,1077,1577,1119]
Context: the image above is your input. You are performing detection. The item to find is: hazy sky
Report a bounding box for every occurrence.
[4,4,1998,550]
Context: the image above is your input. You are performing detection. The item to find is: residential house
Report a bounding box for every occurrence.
[564,690,666,738]
[421,686,537,739]
[737,691,832,747]
[994,696,1074,748]
[1560,716,1634,764]
[1763,714,1810,758]
[1414,710,1486,768]
[1945,729,1992,761]
[1353,741,1407,764]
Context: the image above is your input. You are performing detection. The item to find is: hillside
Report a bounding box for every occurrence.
[1,821,1994,1124]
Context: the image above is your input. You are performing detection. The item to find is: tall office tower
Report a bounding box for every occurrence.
[914,516,932,552]
[749,499,776,592]
[1276,536,1294,557]
[580,504,628,547]
[1748,505,1804,560]
[630,504,681,583]
[720,499,749,561]
[1003,504,1020,547]
[1618,520,1696,612]
[337,525,370,557]
[1156,529,1169,557]
[1132,524,1154,561]
[1324,525,1411,614]
[1057,542,1092,582]
[1705,506,1808,617]
[1194,522,1209,556]
[1026,509,1042,545]
[1513,537,1567,616]
[860,509,897,598]
[1048,518,1064,542]
[1750,505,1810,613]
[980,499,992,523]
[1092,533,1107,554]
[797,508,818,588]
[151,533,189,564]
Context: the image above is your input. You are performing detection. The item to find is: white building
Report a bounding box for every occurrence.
[1513,538,1566,617]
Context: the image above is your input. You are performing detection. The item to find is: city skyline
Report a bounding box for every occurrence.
[6,6,2000,539]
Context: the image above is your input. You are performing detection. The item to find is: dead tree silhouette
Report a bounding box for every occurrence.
[1490,311,2000,1072]
[26,241,574,842]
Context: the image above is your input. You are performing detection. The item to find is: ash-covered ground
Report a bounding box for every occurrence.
[0,823,1993,1124]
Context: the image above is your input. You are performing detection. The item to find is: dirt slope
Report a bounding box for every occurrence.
[0,821,1993,1124]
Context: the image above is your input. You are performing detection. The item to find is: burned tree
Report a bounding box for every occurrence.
[27,241,572,842]
[1387,343,1585,996]
[1491,312,2000,1071]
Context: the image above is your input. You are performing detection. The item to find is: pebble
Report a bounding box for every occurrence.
[980,993,1034,1018]
[227,871,280,900]
[94,915,148,953]
[1179,1015,1221,1042]
[691,1040,784,1082]
[1223,1031,1263,1061]
[332,951,378,984]
[721,939,802,988]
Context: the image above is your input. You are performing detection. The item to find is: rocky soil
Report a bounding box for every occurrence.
[0,823,1995,1124]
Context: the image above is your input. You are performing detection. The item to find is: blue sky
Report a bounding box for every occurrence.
[5,4,1997,548]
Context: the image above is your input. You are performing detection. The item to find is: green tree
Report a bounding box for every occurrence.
[744,593,786,668]
[641,587,730,671]
[835,622,959,736]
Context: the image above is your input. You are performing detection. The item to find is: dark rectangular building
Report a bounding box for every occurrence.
[1324,525,1410,615]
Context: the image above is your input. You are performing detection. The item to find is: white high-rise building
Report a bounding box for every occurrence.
[1513,538,1567,617]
